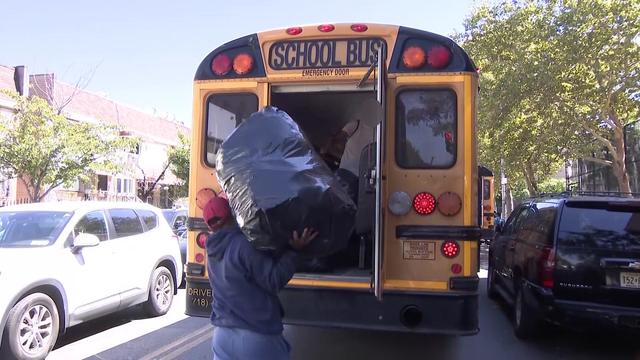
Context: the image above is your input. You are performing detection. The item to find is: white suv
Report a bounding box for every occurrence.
[0,201,183,360]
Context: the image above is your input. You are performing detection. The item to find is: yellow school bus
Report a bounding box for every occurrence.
[479,165,495,232]
[185,23,480,334]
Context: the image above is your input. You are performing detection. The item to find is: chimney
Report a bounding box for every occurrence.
[13,66,29,96]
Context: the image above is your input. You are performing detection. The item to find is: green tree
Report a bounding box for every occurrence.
[167,132,190,198]
[0,90,137,202]
[458,0,640,194]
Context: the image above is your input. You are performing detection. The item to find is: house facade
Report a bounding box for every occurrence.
[0,64,189,208]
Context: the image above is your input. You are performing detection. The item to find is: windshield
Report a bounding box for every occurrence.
[0,211,73,248]
[162,210,174,222]
[558,204,640,250]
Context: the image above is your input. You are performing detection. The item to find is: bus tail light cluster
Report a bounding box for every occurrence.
[195,232,209,264]
[441,241,460,258]
[211,52,255,76]
[395,191,460,216]
[402,44,452,70]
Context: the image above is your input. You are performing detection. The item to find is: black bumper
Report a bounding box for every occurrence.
[185,278,213,317]
[524,283,640,330]
[280,287,478,335]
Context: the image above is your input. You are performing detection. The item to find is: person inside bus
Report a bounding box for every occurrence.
[203,196,318,360]
[340,98,379,170]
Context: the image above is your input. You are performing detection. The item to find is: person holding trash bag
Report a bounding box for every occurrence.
[203,196,318,360]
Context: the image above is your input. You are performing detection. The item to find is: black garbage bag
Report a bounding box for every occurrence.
[216,107,356,257]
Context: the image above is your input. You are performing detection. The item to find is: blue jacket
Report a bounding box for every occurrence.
[206,226,297,335]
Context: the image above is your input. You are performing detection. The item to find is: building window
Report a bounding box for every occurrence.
[97,175,108,191]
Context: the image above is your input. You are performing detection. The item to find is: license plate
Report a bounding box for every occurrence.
[620,272,640,288]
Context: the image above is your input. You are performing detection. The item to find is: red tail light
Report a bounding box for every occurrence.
[350,24,368,32]
[286,27,303,35]
[402,46,426,70]
[413,192,436,215]
[211,53,232,76]
[427,45,452,69]
[195,253,205,263]
[441,241,460,258]
[233,53,254,75]
[317,24,335,32]
[451,263,462,274]
[539,247,556,289]
[196,232,208,249]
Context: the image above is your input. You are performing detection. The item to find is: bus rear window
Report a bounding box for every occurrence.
[395,90,457,169]
[205,93,258,166]
[483,179,491,200]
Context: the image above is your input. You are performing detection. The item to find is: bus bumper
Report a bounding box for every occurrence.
[185,278,212,317]
[280,287,478,335]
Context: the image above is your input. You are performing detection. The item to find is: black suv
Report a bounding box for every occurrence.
[487,194,640,338]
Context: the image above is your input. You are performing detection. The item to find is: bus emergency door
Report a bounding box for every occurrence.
[360,46,387,301]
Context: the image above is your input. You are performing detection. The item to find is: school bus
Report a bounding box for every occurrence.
[185,23,480,334]
[479,165,495,233]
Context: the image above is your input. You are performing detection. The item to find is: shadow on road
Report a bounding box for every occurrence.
[53,305,148,349]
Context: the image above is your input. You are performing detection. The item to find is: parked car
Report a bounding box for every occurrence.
[0,202,183,360]
[178,228,187,267]
[487,194,640,338]
[162,208,187,235]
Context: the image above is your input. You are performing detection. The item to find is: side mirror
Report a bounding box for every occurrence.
[72,233,100,253]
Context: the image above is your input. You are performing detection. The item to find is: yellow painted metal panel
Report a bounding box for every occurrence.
[395,75,466,84]
[288,279,370,289]
[384,279,448,290]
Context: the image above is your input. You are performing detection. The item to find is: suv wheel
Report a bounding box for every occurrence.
[1,293,59,360]
[144,266,174,317]
[513,283,539,339]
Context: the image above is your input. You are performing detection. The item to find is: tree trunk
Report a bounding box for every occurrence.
[18,176,37,202]
[523,161,539,197]
[611,121,632,193]
[503,185,514,218]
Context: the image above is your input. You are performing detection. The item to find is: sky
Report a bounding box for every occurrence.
[0,0,478,126]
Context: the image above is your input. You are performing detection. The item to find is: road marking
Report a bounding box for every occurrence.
[161,328,213,360]
[138,324,212,360]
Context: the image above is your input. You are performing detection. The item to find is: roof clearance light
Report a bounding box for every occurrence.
[427,45,452,69]
[286,27,303,35]
[318,24,335,32]
[402,46,426,70]
[211,53,232,76]
[389,191,412,216]
[413,192,436,215]
[351,24,368,32]
[441,241,460,258]
[437,192,462,216]
[233,53,254,75]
